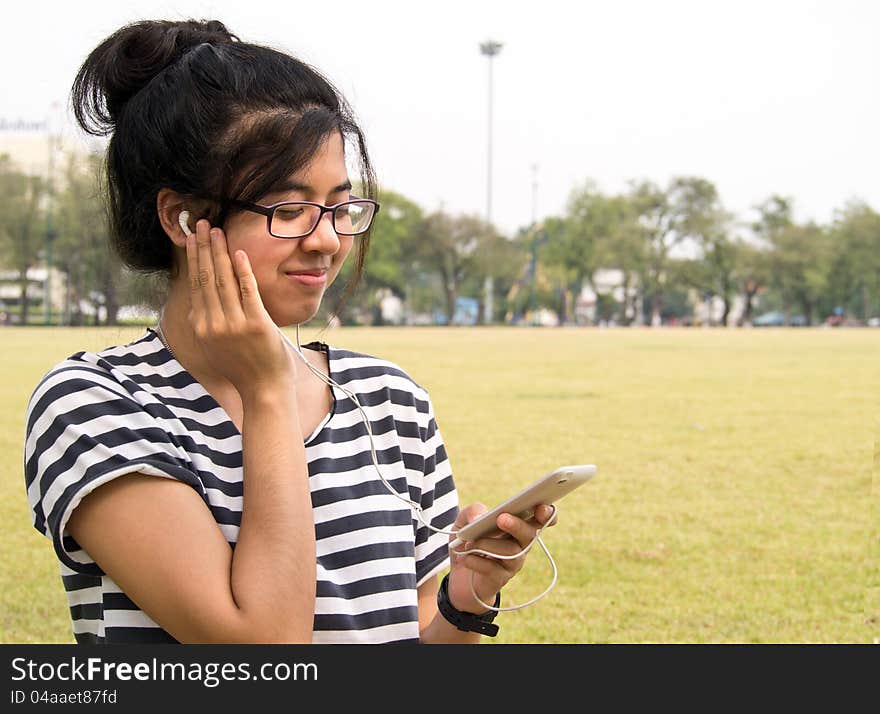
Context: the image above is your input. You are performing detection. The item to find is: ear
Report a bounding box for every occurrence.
[157,188,190,247]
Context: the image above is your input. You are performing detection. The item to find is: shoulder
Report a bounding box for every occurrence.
[25,330,170,431]
[23,332,204,571]
[323,343,432,401]
[320,343,440,429]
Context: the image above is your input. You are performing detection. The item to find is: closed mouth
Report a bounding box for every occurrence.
[285,269,328,277]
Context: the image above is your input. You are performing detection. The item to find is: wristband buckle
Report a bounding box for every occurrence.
[436,573,500,637]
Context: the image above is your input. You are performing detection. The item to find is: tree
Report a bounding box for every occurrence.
[671,177,739,325]
[0,155,45,325]
[370,190,423,293]
[627,179,685,326]
[412,211,496,324]
[463,224,522,324]
[593,196,646,325]
[541,183,601,324]
[734,241,772,326]
[542,183,645,325]
[748,195,796,322]
[503,223,545,324]
[770,222,832,325]
[752,196,832,325]
[54,152,124,325]
[332,188,424,324]
[752,195,794,244]
[826,201,880,320]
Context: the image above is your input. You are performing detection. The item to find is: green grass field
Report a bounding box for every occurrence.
[2,325,877,643]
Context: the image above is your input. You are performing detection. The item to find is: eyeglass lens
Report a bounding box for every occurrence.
[271,201,375,238]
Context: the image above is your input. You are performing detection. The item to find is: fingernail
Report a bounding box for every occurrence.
[210,229,220,240]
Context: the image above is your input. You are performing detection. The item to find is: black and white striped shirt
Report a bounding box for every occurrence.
[24,329,458,644]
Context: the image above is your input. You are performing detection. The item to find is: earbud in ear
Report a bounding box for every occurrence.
[178,210,193,237]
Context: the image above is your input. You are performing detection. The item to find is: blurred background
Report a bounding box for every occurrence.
[1,0,878,331]
[2,1,878,644]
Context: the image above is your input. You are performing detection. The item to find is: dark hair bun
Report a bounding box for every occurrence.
[72,19,237,135]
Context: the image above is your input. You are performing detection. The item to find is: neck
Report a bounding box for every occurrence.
[157,277,317,390]
[158,279,229,387]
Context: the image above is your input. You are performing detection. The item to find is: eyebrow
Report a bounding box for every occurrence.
[275,179,353,195]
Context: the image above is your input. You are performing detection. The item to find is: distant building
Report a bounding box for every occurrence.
[1,131,54,176]
[576,269,757,327]
[0,113,96,181]
[429,296,479,326]
[0,267,67,323]
[576,268,642,325]
[688,290,749,326]
[375,288,404,325]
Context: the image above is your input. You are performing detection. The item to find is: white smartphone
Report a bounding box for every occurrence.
[449,464,597,549]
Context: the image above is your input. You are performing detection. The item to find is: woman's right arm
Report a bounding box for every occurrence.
[67,222,316,643]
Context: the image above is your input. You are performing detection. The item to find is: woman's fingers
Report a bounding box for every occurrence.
[495,512,543,551]
[453,503,488,531]
[451,504,559,561]
[534,504,558,527]
[185,229,204,316]
[463,505,560,570]
[232,249,267,320]
[210,227,244,321]
[456,549,505,577]
[186,219,268,324]
[180,219,296,394]
[193,220,224,324]
[447,503,562,611]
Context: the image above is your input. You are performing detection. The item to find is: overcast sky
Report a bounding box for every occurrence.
[2,0,877,235]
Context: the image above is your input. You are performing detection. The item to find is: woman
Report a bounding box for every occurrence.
[24,19,556,644]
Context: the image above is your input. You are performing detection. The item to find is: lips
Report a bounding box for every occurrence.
[284,268,329,288]
[285,268,328,277]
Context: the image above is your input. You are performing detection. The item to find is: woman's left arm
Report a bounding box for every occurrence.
[418,503,557,644]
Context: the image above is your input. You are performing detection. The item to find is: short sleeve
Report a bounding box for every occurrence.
[23,363,204,576]
[413,393,459,586]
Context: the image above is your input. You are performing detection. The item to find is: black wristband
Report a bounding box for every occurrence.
[436,573,500,637]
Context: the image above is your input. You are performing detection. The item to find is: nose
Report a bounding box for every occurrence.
[300,211,340,254]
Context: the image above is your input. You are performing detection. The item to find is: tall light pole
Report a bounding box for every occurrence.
[44,103,62,326]
[531,163,539,226]
[479,40,502,325]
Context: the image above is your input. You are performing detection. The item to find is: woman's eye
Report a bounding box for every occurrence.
[275,206,305,220]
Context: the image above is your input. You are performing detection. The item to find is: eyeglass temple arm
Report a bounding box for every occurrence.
[224,199,273,218]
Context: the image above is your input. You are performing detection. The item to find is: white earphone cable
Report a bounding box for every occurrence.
[281,324,559,612]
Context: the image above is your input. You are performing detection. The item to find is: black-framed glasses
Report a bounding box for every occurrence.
[225,197,380,239]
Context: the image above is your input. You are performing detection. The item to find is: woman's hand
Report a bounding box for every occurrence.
[185,219,297,398]
[447,503,558,614]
